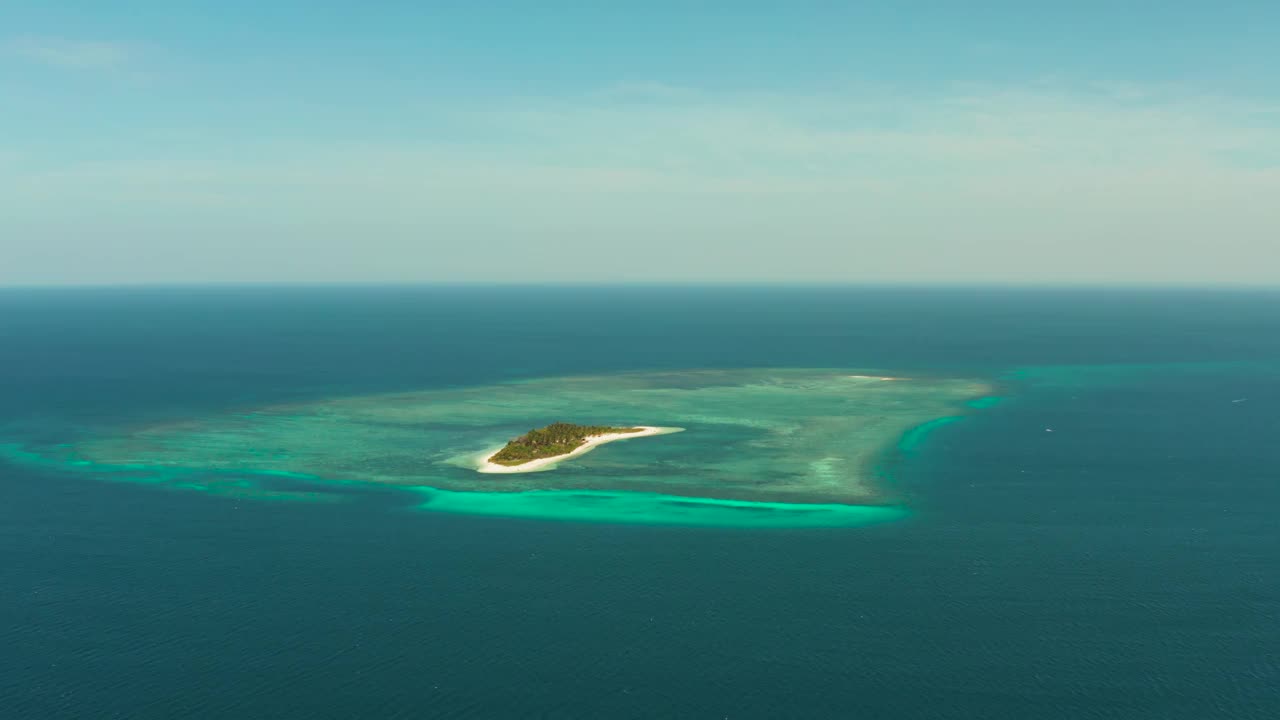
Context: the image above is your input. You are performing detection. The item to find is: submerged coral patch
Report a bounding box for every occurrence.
[17,369,990,526]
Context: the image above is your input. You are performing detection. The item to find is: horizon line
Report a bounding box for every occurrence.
[1,280,1277,292]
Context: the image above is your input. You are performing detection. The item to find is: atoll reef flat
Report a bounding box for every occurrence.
[23,369,991,526]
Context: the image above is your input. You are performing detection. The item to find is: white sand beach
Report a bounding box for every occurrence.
[476,425,683,474]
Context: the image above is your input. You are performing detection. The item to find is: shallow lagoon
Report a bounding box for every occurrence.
[16,369,991,526]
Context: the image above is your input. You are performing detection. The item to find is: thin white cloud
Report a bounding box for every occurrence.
[2,84,1278,284]
[8,85,1280,195]
[461,85,1280,177]
[5,36,132,70]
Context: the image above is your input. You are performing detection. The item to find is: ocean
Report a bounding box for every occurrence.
[1,285,1278,718]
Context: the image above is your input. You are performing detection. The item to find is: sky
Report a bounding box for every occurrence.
[2,1,1278,286]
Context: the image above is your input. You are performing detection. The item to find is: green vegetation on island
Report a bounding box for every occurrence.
[488,422,642,466]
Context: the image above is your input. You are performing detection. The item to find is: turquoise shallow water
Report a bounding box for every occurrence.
[21,368,991,527]
[415,487,911,527]
[2,286,1279,719]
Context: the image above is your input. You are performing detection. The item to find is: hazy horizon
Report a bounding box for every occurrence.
[3,2,1278,286]
[5,280,1280,293]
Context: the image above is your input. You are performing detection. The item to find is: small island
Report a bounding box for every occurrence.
[477,422,679,474]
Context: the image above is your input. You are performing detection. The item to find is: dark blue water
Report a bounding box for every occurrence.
[2,286,1278,718]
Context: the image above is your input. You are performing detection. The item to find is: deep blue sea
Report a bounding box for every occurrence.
[2,286,1278,719]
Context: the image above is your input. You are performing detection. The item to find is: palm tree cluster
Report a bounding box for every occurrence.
[489,422,640,466]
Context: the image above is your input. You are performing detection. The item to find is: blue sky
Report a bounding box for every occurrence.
[2,1,1278,284]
